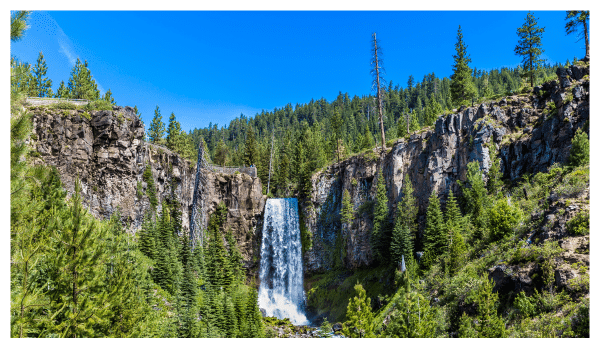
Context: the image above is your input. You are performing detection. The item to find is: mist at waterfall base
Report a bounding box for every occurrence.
[258,198,310,326]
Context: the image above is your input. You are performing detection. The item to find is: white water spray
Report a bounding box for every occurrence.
[258,198,309,325]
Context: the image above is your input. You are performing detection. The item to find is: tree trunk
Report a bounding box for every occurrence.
[583,18,590,60]
[373,33,386,153]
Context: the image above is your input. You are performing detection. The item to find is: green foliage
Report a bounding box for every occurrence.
[569,128,589,167]
[383,285,439,337]
[390,175,417,268]
[487,144,502,196]
[461,161,489,239]
[102,88,116,105]
[566,210,589,235]
[422,190,446,269]
[515,12,546,87]
[370,171,389,263]
[450,25,477,107]
[243,125,258,166]
[143,164,158,209]
[66,58,100,100]
[565,11,590,59]
[50,101,78,110]
[31,52,53,97]
[514,291,537,318]
[80,111,91,120]
[488,198,521,241]
[84,99,113,111]
[340,189,355,225]
[148,105,165,144]
[11,11,30,42]
[342,283,375,338]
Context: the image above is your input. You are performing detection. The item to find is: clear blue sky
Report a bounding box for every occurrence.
[10,11,585,133]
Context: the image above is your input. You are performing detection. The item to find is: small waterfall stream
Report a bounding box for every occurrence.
[258,198,309,325]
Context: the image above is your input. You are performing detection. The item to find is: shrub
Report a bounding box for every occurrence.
[514,291,537,318]
[566,210,589,235]
[488,198,521,241]
[568,129,589,167]
[80,111,91,120]
[50,101,77,110]
[85,99,113,111]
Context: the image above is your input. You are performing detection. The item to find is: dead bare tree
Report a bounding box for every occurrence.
[371,33,386,153]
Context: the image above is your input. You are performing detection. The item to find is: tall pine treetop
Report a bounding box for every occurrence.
[450,25,477,107]
[149,105,165,144]
[515,12,546,88]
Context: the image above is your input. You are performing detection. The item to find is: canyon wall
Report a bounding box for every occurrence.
[29,106,267,269]
[302,64,589,273]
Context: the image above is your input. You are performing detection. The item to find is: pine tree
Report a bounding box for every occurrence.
[31,52,52,97]
[361,125,375,150]
[450,25,477,107]
[462,161,489,239]
[423,95,442,127]
[487,144,502,196]
[384,288,438,337]
[148,106,165,144]
[371,33,387,151]
[331,109,344,163]
[569,128,589,167]
[565,11,590,61]
[342,283,375,338]
[242,288,265,338]
[66,58,100,100]
[138,211,156,260]
[133,105,142,120]
[422,190,445,269]
[48,179,111,337]
[445,190,467,275]
[102,88,116,105]
[341,189,355,226]
[225,231,244,283]
[371,171,389,263]
[214,139,229,166]
[166,112,183,151]
[11,11,30,42]
[390,175,417,267]
[55,80,69,98]
[243,125,258,166]
[515,12,546,88]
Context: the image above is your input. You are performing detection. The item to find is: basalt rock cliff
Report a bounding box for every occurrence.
[28,106,267,269]
[302,63,589,274]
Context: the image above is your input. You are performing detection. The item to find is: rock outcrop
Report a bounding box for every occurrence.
[29,105,267,268]
[302,64,589,273]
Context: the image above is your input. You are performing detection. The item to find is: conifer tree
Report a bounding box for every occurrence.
[166,112,182,151]
[31,51,52,97]
[242,288,265,338]
[148,106,165,144]
[361,125,375,150]
[11,11,30,42]
[565,11,590,60]
[390,175,417,267]
[462,161,489,239]
[138,211,156,260]
[487,144,502,196]
[371,171,389,263]
[342,283,375,338]
[445,190,467,275]
[225,231,244,283]
[66,58,100,100]
[422,190,445,269]
[515,12,546,88]
[49,179,111,337]
[384,287,438,337]
[214,139,229,166]
[423,94,442,126]
[371,33,387,151]
[134,105,142,120]
[450,25,477,106]
[340,189,355,226]
[331,108,344,163]
[102,88,116,105]
[243,125,258,166]
[55,80,69,98]
[569,128,589,167]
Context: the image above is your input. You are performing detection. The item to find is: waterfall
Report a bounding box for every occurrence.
[258,198,309,325]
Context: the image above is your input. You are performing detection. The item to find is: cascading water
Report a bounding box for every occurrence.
[258,198,309,325]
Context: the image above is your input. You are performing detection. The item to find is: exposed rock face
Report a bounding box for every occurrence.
[302,64,589,273]
[29,106,266,267]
